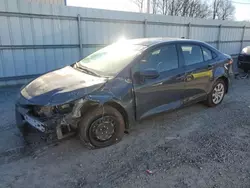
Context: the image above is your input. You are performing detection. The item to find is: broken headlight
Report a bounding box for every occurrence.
[34,103,74,117]
[33,106,55,118]
[56,103,74,114]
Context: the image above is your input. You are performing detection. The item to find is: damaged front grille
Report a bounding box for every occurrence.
[32,103,74,118]
[32,106,55,118]
[20,102,80,140]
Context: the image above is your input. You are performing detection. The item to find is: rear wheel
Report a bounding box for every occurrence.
[205,79,225,107]
[78,105,125,149]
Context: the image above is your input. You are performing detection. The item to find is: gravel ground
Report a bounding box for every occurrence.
[1,75,250,188]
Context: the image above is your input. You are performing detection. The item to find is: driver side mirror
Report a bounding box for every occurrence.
[140,59,147,63]
[140,68,160,79]
[133,68,160,84]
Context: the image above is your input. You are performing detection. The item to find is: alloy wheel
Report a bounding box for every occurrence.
[212,83,225,104]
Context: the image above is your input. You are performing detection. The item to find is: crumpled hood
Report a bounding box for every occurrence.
[21,66,107,105]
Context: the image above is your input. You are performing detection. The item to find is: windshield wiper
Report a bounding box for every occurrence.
[75,62,101,77]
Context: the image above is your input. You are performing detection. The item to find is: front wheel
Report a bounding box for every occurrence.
[78,105,125,149]
[205,79,225,107]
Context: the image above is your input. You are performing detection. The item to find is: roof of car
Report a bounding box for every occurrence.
[124,38,201,46]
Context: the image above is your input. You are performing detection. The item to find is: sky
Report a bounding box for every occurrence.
[234,1,250,21]
[67,0,250,21]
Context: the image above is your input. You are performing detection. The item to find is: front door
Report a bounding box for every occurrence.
[132,44,186,120]
[179,44,214,105]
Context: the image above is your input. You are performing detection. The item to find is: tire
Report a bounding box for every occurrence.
[78,105,125,149]
[205,79,226,107]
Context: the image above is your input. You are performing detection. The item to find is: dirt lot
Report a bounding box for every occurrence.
[1,76,250,188]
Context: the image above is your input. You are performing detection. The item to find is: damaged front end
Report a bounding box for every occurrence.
[15,65,109,139]
[16,98,88,139]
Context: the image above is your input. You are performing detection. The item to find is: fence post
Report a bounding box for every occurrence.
[187,23,191,39]
[217,24,222,50]
[144,19,147,38]
[240,25,246,52]
[77,14,83,59]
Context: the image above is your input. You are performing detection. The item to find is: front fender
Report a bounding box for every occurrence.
[86,93,114,104]
[83,75,136,128]
[84,93,135,129]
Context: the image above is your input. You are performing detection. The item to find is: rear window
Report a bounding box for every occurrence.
[202,46,213,61]
[181,45,203,66]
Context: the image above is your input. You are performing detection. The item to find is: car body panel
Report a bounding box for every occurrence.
[183,63,212,105]
[176,42,230,105]
[129,42,186,120]
[20,66,107,106]
[132,67,186,120]
[86,74,136,127]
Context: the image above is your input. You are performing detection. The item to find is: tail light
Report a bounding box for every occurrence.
[224,59,233,70]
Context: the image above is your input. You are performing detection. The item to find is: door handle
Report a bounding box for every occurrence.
[176,75,185,80]
[185,74,194,82]
[208,64,213,69]
[152,82,163,86]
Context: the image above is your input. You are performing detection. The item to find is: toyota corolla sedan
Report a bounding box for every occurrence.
[16,38,232,149]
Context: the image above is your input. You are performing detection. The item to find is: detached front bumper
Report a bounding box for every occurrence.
[16,105,57,133]
[15,104,76,139]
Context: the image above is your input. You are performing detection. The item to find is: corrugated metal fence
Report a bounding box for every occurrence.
[26,0,66,5]
[1,0,250,86]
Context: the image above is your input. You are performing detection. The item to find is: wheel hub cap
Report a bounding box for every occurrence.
[91,116,115,141]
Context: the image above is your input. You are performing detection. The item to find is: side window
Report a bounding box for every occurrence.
[202,46,213,61]
[181,44,203,66]
[140,44,179,72]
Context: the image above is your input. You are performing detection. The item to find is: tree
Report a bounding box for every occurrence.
[212,0,235,20]
[181,0,191,17]
[152,0,211,18]
[168,0,183,16]
[188,0,211,18]
[151,0,159,14]
[145,0,234,20]
[212,0,220,19]
[155,0,168,15]
[131,0,145,12]
[217,0,235,20]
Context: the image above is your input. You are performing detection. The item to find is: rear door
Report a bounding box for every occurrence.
[132,44,186,120]
[179,43,214,105]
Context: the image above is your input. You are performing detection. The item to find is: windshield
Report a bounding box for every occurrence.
[78,42,146,76]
